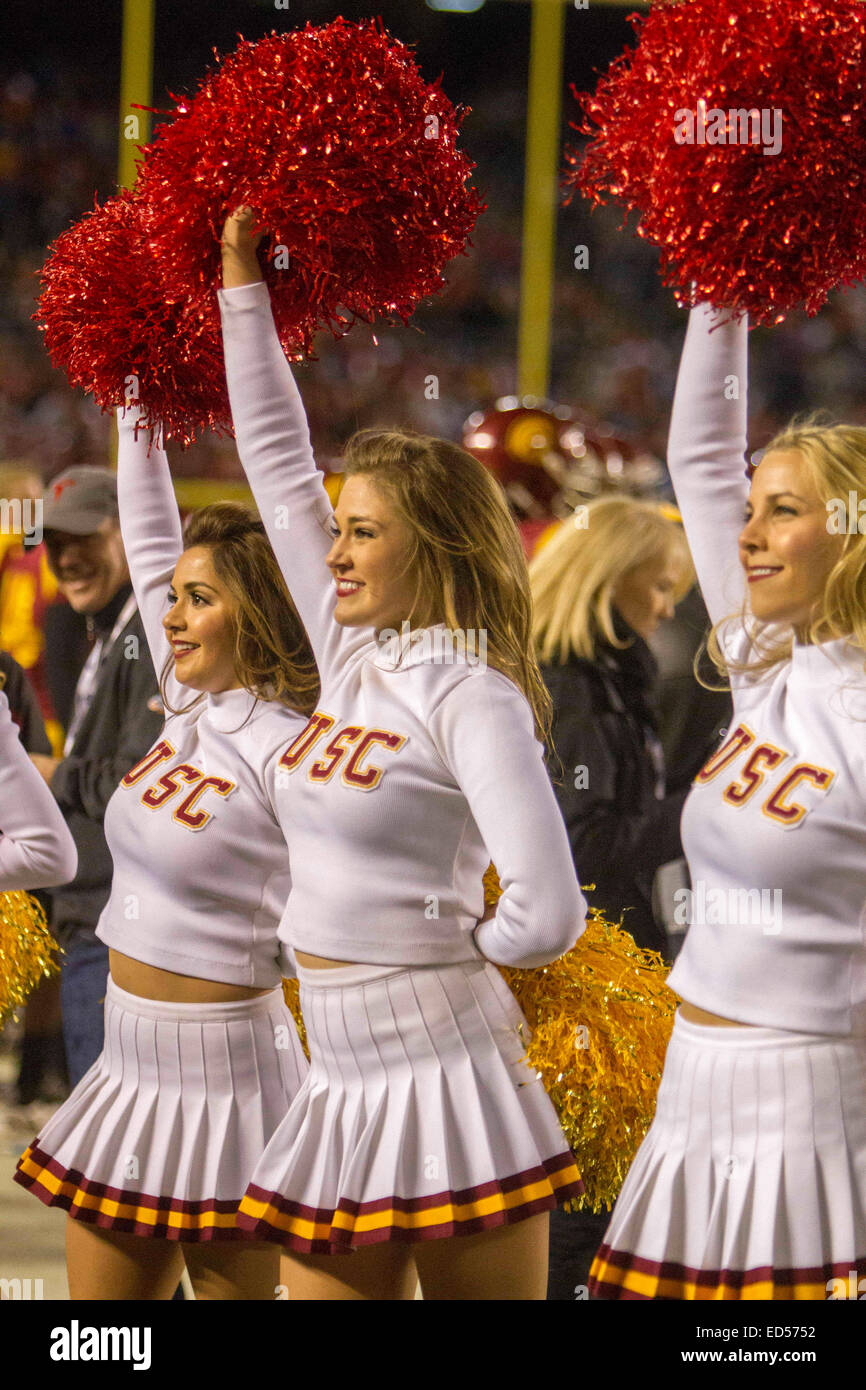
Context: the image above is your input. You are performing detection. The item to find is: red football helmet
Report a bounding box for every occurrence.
[463,398,663,520]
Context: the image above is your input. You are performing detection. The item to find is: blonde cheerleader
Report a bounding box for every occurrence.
[589,302,866,1300]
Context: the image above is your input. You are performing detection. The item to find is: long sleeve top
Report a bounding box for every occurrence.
[218,281,586,969]
[665,303,866,1035]
[0,690,77,888]
[94,407,308,987]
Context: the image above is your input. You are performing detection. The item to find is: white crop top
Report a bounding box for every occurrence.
[0,691,77,889]
[218,281,586,970]
[94,408,308,987]
[665,303,866,1035]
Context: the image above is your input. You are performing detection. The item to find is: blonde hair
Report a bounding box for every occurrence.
[706,415,866,683]
[529,495,694,664]
[342,429,553,742]
[160,502,320,720]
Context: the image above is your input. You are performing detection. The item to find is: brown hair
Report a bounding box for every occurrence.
[342,429,553,743]
[160,502,319,718]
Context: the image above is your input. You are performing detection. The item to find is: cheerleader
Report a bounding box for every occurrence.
[218,208,586,1301]
[589,301,866,1300]
[0,687,76,887]
[14,406,315,1300]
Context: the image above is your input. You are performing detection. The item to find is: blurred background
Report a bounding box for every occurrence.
[2,0,866,491]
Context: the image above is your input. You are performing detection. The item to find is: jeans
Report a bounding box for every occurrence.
[58,927,110,1088]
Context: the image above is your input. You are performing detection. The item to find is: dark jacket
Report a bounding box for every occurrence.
[541,619,687,955]
[0,651,52,755]
[649,585,732,791]
[49,585,163,937]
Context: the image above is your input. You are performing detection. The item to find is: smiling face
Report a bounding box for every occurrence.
[739,449,843,635]
[162,545,242,693]
[44,519,130,614]
[612,551,682,640]
[325,475,427,633]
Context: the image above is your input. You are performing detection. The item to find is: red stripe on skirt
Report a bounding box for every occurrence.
[589,1242,866,1298]
[14,1143,251,1242]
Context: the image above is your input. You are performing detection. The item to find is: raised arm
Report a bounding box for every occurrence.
[666,303,750,630]
[218,212,364,682]
[116,403,186,711]
[0,693,77,888]
[428,670,587,969]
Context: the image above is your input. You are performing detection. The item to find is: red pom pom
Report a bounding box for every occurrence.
[37,194,232,446]
[564,0,866,323]
[37,19,483,443]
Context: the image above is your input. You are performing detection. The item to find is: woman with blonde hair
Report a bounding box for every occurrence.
[15,406,317,1301]
[218,207,586,1301]
[530,495,694,956]
[590,300,866,1301]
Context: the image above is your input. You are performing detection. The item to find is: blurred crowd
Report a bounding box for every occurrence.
[4,66,866,491]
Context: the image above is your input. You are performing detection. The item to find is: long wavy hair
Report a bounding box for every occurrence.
[705,414,866,684]
[528,496,694,664]
[342,429,553,743]
[160,502,319,719]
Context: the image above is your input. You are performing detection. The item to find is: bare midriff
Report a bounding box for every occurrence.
[108,949,272,1002]
[679,1000,753,1028]
[294,949,358,971]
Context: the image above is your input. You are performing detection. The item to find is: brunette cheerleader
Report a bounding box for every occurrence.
[14,407,316,1300]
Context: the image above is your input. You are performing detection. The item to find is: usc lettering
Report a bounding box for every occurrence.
[694,724,755,783]
[123,745,236,833]
[173,775,234,830]
[279,711,407,790]
[122,740,176,787]
[310,727,363,782]
[722,741,788,807]
[763,764,835,827]
[694,725,835,828]
[142,764,201,809]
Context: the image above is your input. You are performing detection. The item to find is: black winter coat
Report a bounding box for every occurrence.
[541,623,687,956]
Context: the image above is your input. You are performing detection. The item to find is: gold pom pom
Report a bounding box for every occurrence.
[487,862,677,1213]
[281,975,309,1060]
[0,891,62,1028]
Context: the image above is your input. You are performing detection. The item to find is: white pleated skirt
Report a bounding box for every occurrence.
[14,976,308,1242]
[237,958,583,1252]
[589,1012,866,1299]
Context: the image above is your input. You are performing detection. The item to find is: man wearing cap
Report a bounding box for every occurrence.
[31,466,163,1086]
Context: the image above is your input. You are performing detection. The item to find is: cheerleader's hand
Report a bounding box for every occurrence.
[221,206,266,288]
